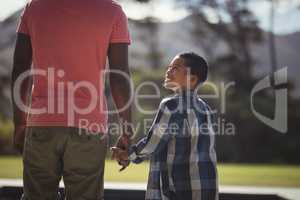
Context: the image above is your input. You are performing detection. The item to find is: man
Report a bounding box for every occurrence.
[11,0,132,199]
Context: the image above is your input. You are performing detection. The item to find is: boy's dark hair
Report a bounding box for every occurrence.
[178,52,208,84]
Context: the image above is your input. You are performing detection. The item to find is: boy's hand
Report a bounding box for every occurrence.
[111,147,130,171]
[113,134,131,171]
[118,160,130,171]
[111,147,129,160]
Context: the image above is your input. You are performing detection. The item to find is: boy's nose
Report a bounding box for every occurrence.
[166,68,172,75]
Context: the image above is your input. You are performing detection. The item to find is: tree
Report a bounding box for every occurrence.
[135,17,162,69]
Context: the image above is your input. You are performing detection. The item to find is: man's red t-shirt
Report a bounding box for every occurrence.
[16,0,131,133]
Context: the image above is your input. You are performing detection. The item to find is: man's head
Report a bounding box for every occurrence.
[164,52,208,92]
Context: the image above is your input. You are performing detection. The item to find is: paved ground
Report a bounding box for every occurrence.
[1,179,299,200]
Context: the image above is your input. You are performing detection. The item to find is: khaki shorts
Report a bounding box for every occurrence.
[22,126,107,200]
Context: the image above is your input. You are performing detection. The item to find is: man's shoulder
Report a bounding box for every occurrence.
[97,0,123,10]
[109,0,122,7]
[23,0,123,13]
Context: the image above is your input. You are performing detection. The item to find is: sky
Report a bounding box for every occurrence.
[1,0,300,34]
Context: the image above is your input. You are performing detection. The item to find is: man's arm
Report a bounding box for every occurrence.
[11,33,32,153]
[108,43,133,149]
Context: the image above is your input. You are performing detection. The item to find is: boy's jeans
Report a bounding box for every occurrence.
[21,126,107,200]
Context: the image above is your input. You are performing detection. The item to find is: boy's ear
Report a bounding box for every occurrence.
[190,75,198,86]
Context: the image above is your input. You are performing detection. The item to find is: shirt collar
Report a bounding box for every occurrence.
[174,88,197,98]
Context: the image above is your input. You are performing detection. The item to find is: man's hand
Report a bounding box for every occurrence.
[112,134,131,171]
[13,125,26,154]
[115,134,130,151]
[111,147,129,161]
[111,146,130,171]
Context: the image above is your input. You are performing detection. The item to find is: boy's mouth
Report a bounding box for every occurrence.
[164,77,172,83]
[165,74,172,81]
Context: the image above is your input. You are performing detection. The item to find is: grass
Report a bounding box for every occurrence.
[1,156,300,187]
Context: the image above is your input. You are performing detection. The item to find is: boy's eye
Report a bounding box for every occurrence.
[173,66,180,71]
[167,66,179,72]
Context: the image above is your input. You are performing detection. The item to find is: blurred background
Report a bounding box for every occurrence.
[0,0,300,197]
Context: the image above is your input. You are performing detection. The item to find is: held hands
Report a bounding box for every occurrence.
[111,135,131,171]
[111,147,130,171]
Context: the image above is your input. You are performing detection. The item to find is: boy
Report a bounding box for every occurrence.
[112,52,218,200]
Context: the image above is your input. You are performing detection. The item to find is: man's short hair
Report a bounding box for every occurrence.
[178,52,208,84]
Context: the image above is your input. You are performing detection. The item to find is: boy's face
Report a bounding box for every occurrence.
[164,56,195,91]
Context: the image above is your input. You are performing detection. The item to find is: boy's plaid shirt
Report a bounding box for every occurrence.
[129,90,219,200]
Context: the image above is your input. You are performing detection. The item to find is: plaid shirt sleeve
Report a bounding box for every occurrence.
[128,100,172,164]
